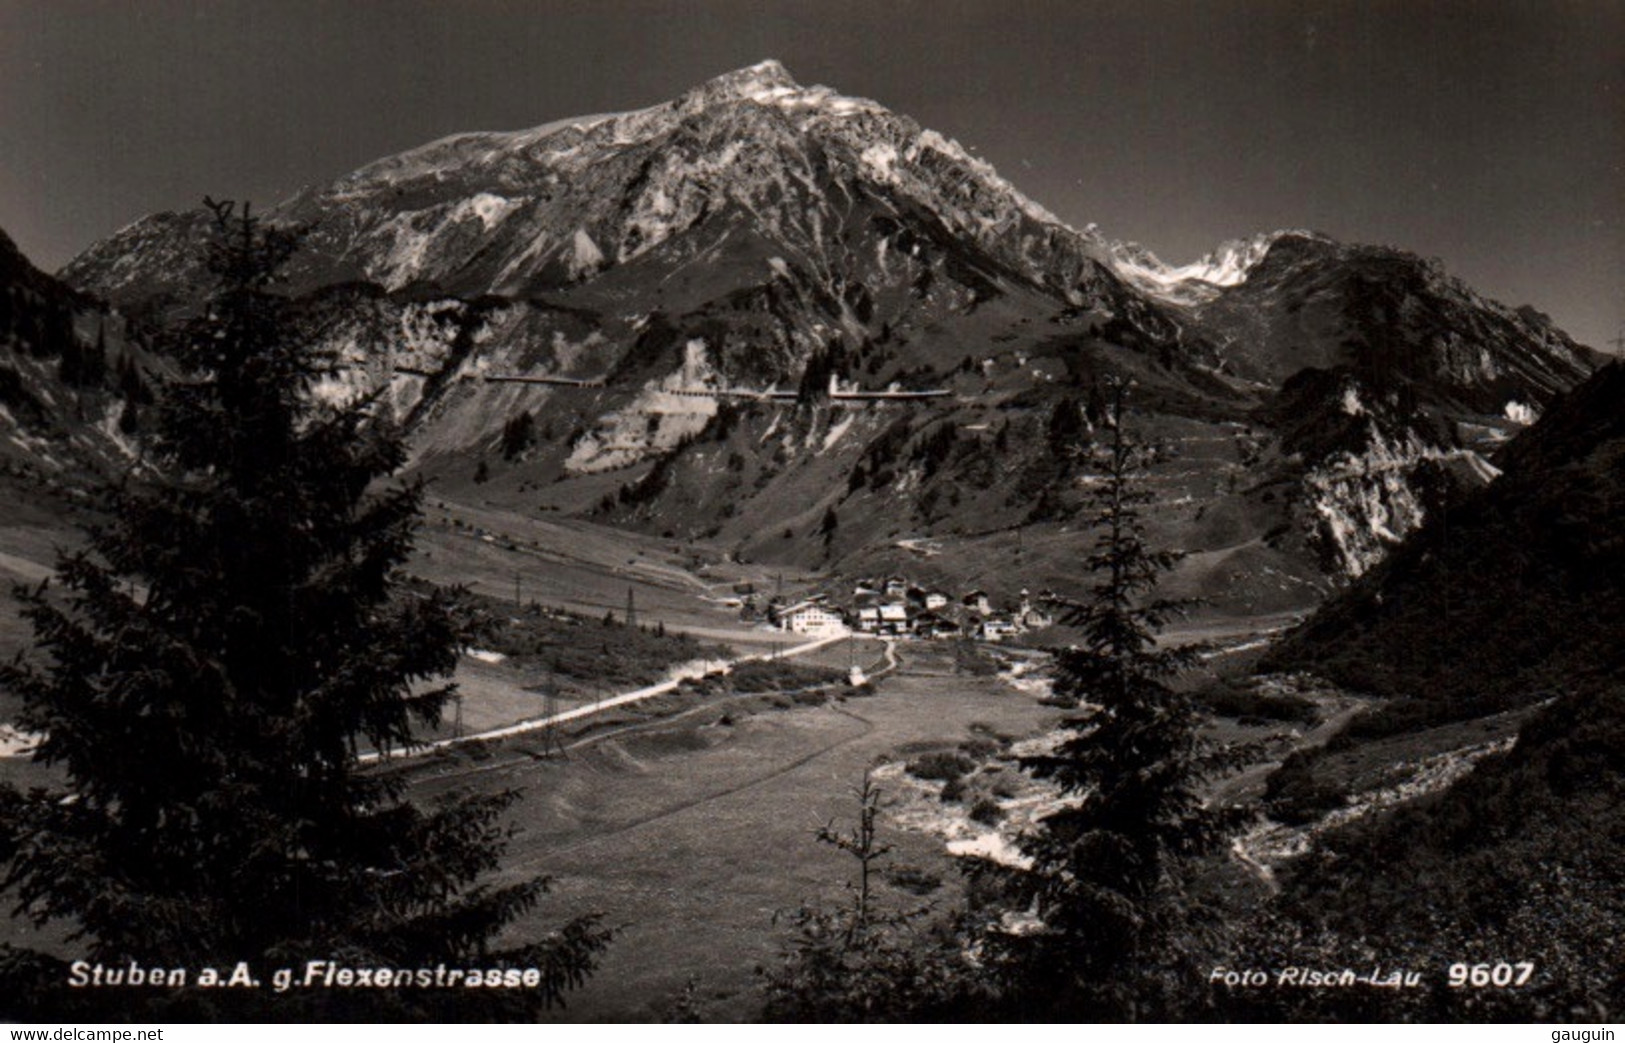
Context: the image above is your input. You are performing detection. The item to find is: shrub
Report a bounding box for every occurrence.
[730,659,845,693]
[1264,749,1347,825]
[907,751,975,782]
[1197,680,1320,725]
[958,736,1002,759]
[969,798,1004,826]
[885,864,943,896]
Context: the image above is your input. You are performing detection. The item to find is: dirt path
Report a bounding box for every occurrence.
[360,631,847,765]
[0,548,52,584]
[1213,692,1369,890]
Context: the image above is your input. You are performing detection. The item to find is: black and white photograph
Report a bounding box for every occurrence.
[0,0,1621,1027]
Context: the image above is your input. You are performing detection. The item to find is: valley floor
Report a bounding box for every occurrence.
[407,640,1058,1022]
[0,497,1537,1022]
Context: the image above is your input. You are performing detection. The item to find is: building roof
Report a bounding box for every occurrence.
[781,599,835,617]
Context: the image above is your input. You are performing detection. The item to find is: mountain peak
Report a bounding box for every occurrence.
[669,59,891,127]
[698,59,799,100]
[1108,229,1328,305]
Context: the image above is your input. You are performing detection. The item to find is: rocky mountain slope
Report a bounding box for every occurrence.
[0,229,152,484]
[52,62,1600,610]
[66,62,1120,311]
[1225,671,1625,1022]
[1264,361,1625,734]
[1228,365,1625,1021]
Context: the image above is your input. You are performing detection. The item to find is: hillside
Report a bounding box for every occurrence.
[0,228,163,503]
[1221,679,1625,1022]
[1214,365,1625,1021]
[1263,361,1625,738]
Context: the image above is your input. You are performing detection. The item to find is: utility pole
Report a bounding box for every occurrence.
[1611,326,1625,355]
[539,684,564,759]
[625,586,637,629]
[514,570,522,608]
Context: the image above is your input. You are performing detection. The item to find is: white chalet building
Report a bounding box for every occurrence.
[778,601,848,636]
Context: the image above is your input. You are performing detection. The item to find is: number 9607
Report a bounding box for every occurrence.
[1448,962,1534,987]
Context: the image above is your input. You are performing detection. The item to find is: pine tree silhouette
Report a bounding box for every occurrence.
[0,200,607,1020]
[981,378,1247,1020]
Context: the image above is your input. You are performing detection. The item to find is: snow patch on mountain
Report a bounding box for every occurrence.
[491,231,556,290]
[90,400,140,461]
[0,723,42,759]
[1110,230,1314,305]
[700,59,884,121]
[1461,451,1503,483]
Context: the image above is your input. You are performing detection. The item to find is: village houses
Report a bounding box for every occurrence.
[775,576,1056,641]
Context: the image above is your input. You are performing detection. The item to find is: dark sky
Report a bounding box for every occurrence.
[2,0,1620,348]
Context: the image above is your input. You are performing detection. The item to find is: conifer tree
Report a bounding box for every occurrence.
[820,505,839,541]
[500,411,535,461]
[57,320,106,389]
[761,775,979,1021]
[0,200,607,1020]
[980,378,1245,1020]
